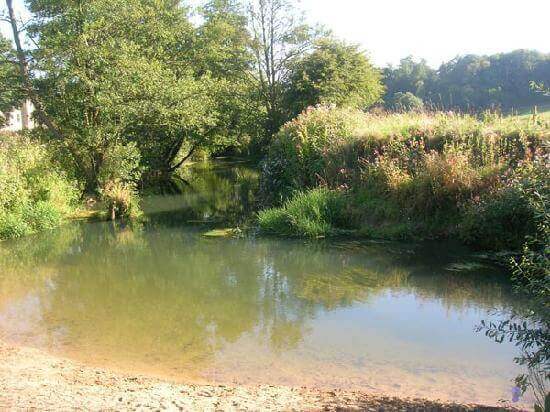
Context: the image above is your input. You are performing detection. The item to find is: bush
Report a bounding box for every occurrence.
[260,106,369,203]
[0,134,80,240]
[476,153,549,410]
[100,179,141,221]
[258,188,348,238]
[0,212,32,239]
[460,187,535,250]
[98,142,142,220]
[392,92,424,111]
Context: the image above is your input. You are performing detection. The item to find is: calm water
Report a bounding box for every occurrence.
[0,161,532,406]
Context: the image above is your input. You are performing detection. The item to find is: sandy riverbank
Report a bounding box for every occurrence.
[0,340,520,411]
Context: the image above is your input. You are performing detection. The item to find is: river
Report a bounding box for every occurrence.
[0,160,533,407]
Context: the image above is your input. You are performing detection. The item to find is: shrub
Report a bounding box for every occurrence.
[98,142,142,220]
[392,92,424,111]
[258,188,348,237]
[260,106,370,203]
[460,187,535,250]
[0,134,80,240]
[0,212,32,239]
[100,179,141,221]
[476,153,549,410]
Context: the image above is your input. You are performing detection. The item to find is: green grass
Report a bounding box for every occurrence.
[511,103,550,121]
[258,188,348,238]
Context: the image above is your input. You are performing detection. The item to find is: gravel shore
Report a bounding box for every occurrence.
[0,339,520,411]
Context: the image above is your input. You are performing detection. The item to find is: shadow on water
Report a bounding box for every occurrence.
[0,160,537,407]
[142,160,260,228]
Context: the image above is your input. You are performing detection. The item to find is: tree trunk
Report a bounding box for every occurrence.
[6,0,63,139]
[168,144,197,172]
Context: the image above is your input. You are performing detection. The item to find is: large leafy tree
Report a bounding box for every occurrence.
[284,38,384,117]
[192,0,264,155]
[23,0,218,190]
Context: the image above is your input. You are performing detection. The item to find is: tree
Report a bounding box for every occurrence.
[192,0,264,155]
[435,50,549,110]
[392,92,424,112]
[383,56,436,106]
[3,0,62,137]
[284,37,384,117]
[24,0,217,191]
[0,34,22,121]
[383,50,550,111]
[247,0,318,141]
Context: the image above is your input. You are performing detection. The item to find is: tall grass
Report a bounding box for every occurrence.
[0,134,80,240]
[258,188,348,238]
[259,107,548,246]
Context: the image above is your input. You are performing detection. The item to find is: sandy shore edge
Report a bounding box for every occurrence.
[0,339,519,411]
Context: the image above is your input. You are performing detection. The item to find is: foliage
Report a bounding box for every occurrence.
[392,92,424,111]
[190,0,264,156]
[0,34,23,123]
[285,38,384,117]
[460,186,535,250]
[97,142,142,220]
[383,56,435,107]
[100,179,141,221]
[0,134,80,240]
[260,106,548,242]
[260,106,365,203]
[511,153,550,307]
[258,187,347,237]
[247,0,319,142]
[25,0,235,191]
[384,51,550,111]
[476,153,549,410]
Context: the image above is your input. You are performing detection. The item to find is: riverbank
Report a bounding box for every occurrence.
[0,339,519,411]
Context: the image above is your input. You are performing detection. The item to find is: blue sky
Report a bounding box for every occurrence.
[3,0,549,68]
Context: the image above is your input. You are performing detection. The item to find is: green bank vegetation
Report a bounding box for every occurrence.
[0,134,79,239]
[259,108,548,246]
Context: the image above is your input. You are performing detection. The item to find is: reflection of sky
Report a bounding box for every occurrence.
[309,291,518,370]
[212,290,528,406]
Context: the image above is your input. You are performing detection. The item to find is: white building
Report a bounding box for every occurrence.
[0,100,35,132]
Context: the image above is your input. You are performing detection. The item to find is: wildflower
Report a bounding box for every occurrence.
[511,386,521,402]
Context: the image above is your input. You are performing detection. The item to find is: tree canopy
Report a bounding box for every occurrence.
[285,38,384,117]
[0,34,22,120]
[384,50,550,111]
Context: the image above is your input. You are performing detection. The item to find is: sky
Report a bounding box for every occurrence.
[298,0,550,67]
[2,0,549,68]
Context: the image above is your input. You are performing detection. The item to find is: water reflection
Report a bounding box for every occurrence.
[0,161,532,407]
[143,161,259,227]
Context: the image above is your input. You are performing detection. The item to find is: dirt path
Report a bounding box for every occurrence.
[0,340,518,411]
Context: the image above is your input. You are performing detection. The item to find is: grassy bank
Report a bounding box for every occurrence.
[0,134,80,240]
[258,107,548,250]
